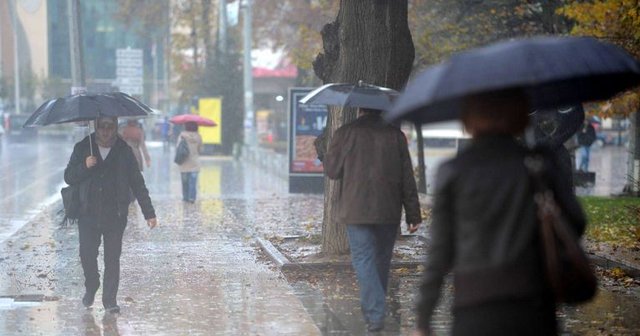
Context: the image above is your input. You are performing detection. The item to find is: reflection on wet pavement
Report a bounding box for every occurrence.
[1,142,639,335]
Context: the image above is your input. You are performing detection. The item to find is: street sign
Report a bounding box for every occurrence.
[116,48,143,96]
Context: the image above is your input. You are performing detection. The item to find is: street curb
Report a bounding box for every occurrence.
[589,252,640,279]
[256,236,425,271]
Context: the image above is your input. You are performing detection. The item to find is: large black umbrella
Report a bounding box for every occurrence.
[299,80,399,110]
[385,36,640,124]
[23,92,153,127]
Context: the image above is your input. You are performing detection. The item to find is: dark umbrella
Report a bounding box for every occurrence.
[385,36,640,124]
[23,92,153,127]
[169,114,217,127]
[299,80,399,110]
[23,91,153,155]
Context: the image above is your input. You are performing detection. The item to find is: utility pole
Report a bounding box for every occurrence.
[9,0,20,114]
[164,0,171,115]
[67,0,86,94]
[242,0,254,146]
[218,0,227,54]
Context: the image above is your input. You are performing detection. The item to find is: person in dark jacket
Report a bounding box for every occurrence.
[64,116,157,314]
[576,119,597,172]
[323,108,422,332]
[414,91,586,336]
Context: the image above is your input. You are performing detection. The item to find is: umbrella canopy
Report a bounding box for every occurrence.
[23,92,153,127]
[169,114,217,127]
[299,80,399,110]
[386,36,640,124]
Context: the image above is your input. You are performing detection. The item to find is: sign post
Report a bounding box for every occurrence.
[288,88,328,194]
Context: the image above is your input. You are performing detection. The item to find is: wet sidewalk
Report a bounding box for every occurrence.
[0,143,639,335]
[0,148,320,335]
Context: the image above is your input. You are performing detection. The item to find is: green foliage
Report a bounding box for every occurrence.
[580,196,640,248]
[409,0,568,68]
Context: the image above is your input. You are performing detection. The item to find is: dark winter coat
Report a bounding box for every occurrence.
[323,113,422,226]
[416,135,586,330]
[64,134,155,228]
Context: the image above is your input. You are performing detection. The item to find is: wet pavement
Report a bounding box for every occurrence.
[0,137,639,335]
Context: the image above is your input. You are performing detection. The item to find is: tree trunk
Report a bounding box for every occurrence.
[313,0,415,255]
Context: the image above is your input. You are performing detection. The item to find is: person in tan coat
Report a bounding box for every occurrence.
[323,108,422,332]
[177,122,203,203]
[120,119,151,171]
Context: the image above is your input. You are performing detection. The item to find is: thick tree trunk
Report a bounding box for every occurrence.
[313,0,415,255]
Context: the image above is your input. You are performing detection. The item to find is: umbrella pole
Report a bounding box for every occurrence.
[89,121,94,156]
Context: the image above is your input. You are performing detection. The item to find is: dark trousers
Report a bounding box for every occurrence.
[452,298,557,336]
[78,219,126,308]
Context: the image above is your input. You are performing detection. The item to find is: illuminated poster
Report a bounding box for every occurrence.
[199,98,222,145]
[289,88,328,174]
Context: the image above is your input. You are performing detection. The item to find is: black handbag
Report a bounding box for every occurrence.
[525,154,597,303]
[60,185,80,225]
[174,137,190,165]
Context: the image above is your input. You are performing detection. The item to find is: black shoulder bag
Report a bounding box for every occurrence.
[524,154,597,303]
[60,185,80,226]
[174,136,190,165]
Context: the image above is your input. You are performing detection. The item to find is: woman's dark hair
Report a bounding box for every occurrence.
[185,121,198,132]
[461,89,530,136]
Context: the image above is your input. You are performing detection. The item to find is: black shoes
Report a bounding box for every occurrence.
[82,291,96,308]
[367,321,384,332]
[105,305,121,314]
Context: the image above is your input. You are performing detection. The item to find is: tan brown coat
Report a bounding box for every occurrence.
[324,114,421,226]
[177,131,203,173]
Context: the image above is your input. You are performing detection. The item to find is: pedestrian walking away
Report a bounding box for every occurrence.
[64,116,157,314]
[576,119,596,172]
[414,91,587,336]
[322,108,422,333]
[120,119,151,171]
[176,121,203,203]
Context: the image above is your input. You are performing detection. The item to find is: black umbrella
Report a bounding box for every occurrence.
[299,80,399,110]
[385,36,640,124]
[530,105,584,148]
[23,91,153,127]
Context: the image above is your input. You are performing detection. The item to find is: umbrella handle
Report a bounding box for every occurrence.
[89,122,94,156]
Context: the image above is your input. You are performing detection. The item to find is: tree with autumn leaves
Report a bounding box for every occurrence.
[559,0,640,192]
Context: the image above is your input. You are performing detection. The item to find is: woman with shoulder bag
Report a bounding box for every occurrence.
[415,90,588,336]
[177,121,203,203]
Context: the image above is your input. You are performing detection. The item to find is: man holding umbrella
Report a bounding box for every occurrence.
[322,107,422,332]
[64,116,157,313]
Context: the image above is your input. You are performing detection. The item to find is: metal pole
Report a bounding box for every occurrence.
[219,0,227,54]
[67,0,85,90]
[9,0,20,114]
[242,0,254,146]
[152,38,158,107]
[164,1,171,115]
[67,0,87,146]
[0,2,4,105]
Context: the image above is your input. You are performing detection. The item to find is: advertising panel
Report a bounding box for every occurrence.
[289,88,328,175]
[199,98,222,145]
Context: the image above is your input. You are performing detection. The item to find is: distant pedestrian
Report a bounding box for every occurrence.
[64,116,157,314]
[576,119,596,172]
[414,91,586,336]
[322,108,422,333]
[120,119,151,171]
[160,117,171,153]
[177,121,203,203]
